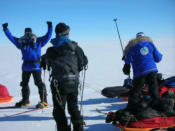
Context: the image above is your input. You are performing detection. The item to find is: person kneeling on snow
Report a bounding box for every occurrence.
[122,32,162,112]
[42,23,88,131]
[2,22,53,108]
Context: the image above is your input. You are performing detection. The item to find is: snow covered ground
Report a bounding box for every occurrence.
[0,38,174,131]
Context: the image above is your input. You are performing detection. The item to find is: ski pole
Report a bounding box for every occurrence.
[113,18,131,79]
[80,69,86,114]
[80,68,87,126]
[42,70,46,112]
[113,18,124,52]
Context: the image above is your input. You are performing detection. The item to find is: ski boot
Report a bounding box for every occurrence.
[72,119,84,131]
[57,125,71,131]
[15,100,30,107]
[36,101,48,108]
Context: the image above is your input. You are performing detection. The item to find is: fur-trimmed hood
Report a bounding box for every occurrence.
[18,34,37,44]
[123,36,154,57]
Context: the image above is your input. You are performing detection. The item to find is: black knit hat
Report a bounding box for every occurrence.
[55,23,70,36]
[25,28,32,33]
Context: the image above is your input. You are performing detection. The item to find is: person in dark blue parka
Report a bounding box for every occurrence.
[2,22,53,108]
[122,32,163,111]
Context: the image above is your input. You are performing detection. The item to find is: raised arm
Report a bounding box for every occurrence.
[37,21,53,47]
[2,23,21,49]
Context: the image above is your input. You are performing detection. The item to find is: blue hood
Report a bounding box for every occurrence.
[51,36,72,47]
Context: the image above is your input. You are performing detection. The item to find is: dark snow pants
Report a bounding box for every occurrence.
[20,71,47,103]
[50,81,83,131]
[127,72,160,109]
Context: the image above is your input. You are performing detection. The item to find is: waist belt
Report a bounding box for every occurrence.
[51,74,78,82]
[62,74,77,79]
[24,60,40,64]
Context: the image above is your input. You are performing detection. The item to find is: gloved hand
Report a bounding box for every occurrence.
[47,21,52,27]
[2,23,8,30]
[122,55,125,60]
[123,78,133,88]
[122,64,131,75]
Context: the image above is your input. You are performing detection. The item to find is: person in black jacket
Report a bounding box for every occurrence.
[41,23,88,131]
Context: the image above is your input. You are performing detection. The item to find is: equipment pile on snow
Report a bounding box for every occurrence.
[105,76,175,131]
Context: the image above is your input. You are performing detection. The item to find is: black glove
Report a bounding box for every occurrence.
[40,55,47,70]
[2,23,8,30]
[47,21,52,27]
[122,64,131,75]
[122,55,125,60]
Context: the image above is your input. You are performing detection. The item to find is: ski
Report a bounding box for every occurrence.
[96,108,108,115]
[0,105,52,118]
[0,105,36,109]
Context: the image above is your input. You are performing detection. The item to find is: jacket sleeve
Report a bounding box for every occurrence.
[152,44,163,63]
[37,25,53,47]
[124,50,132,65]
[3,28,21,49]
[45,47,57,70]
[76,45,88,71]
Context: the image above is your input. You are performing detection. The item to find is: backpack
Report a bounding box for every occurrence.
[46,42,87,93]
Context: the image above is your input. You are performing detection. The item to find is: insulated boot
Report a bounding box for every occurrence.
[16,85,30,107]
[72,119,84,131]
[36,101,48,108]
[38,83,47,103]
[57,125,71,131]
[15,100,30,107]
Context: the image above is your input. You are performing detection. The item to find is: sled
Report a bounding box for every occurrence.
[115,123,175,131]
[101,86,129,98]
[114,116,175,131]
[102,76,175,99]
[0,84,13,103]
[0,96,13,103]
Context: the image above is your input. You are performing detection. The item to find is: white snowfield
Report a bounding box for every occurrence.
[0,38,174,131]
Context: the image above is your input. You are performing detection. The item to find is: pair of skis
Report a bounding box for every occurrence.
[0,105,52,118]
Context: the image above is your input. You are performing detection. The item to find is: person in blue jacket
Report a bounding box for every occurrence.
[122,32,163,111]
[2,22,53,108]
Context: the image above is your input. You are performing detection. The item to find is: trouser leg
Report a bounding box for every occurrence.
[20,71,31,103]
[67,92,83,131]
[127,76,145,109]
[50,82,70,131]
[146,72,161,108]
[32,71,47,102]
[146,72,160,100]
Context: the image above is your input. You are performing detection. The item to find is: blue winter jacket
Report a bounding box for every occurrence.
[4,25,52,71]
[124,37,162,78]
[50,36,72,47]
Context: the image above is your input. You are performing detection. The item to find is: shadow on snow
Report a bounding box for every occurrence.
[80,97,121,105]
[85,123,119,131]
[81,97,127,112]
